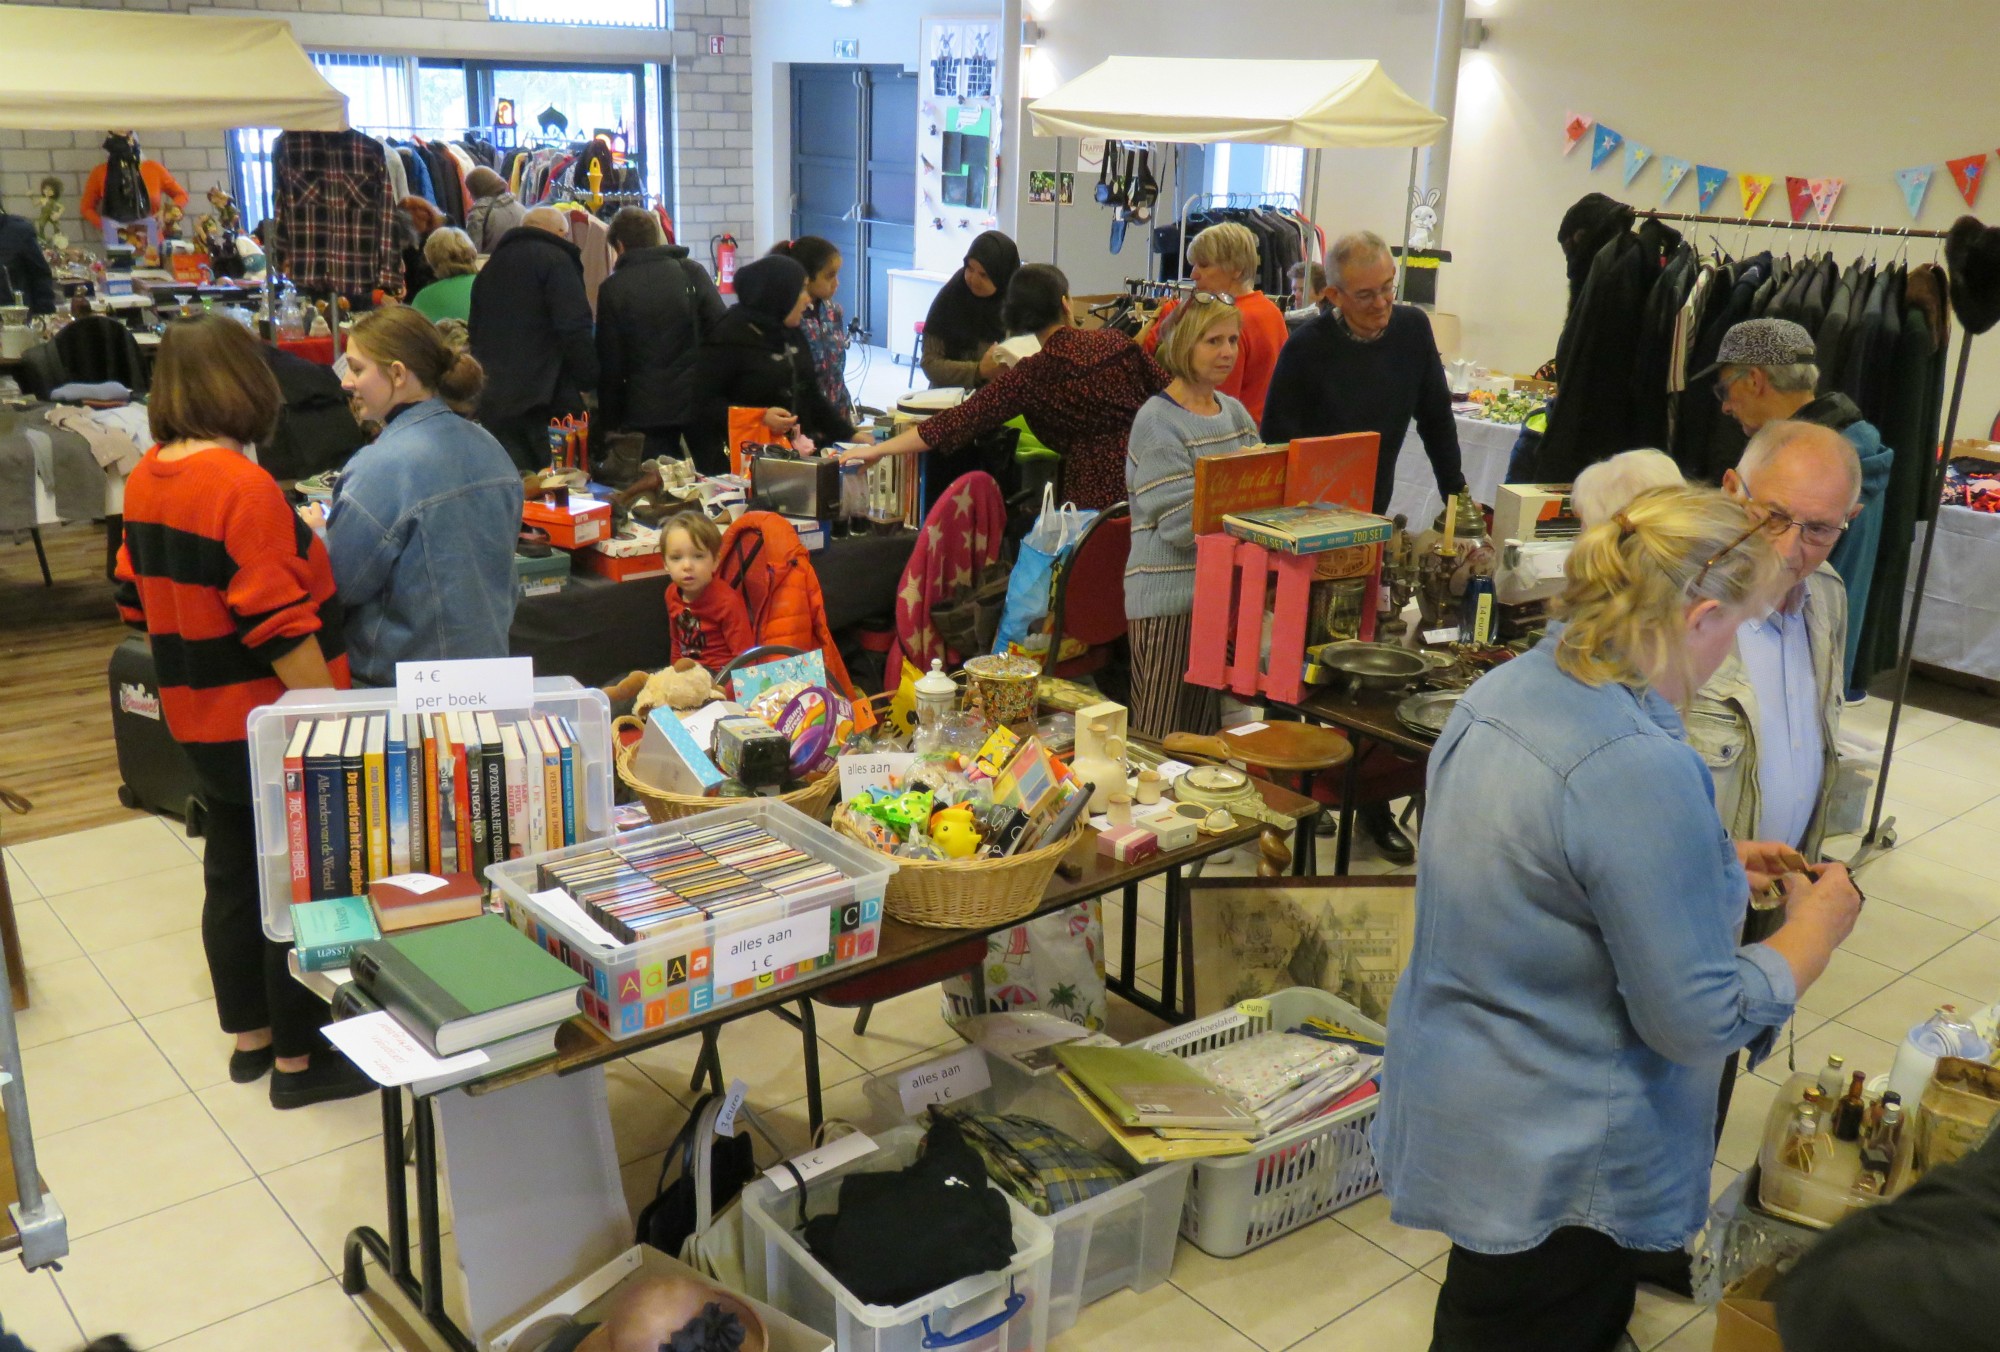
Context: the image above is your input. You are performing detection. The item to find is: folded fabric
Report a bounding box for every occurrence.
[1185,1031,1358,1114]
[47,381,131,403]
[43,404,144,475]
[934,1105,1130,1216]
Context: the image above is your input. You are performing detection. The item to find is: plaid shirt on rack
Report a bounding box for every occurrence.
[269,130,402,298]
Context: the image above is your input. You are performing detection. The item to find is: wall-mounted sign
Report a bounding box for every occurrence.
[834,39,860,59]
[708,34,726,54]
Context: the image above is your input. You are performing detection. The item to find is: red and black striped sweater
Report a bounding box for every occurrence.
[113,446,350,802]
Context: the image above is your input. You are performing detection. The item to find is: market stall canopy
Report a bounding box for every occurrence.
[1028,57,1444,148]
[0,3,348,131]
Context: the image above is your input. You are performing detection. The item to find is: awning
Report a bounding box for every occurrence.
[0,3,348,131]
[1028,57,1444,149]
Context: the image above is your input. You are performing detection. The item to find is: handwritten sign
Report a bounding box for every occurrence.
[764,1130,878,1192]
[715,1078,748,1138]
[714,906,831,985]
[897,1046,991,1115]
[837,752,915,802]
[396,657,535,716]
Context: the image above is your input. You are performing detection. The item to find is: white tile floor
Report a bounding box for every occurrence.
[3,691,1996,1350]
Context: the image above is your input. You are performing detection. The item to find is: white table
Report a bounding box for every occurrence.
[1383,412,1521,530]
[1908,506,2000,681]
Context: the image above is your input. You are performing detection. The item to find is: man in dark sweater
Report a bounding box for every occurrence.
[1260,230,1466,517]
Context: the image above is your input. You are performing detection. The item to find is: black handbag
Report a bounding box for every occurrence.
[636,1092,759,1256]
[930,558,1012,660]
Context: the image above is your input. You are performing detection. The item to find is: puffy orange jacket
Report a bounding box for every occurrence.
[719,512,874,728]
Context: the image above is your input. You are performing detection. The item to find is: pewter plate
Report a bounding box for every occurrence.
[1396,689,1464,739]
[1310,642,1430,680]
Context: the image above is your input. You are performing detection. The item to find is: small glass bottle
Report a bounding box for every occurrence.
[1832,1070,1868,1142]
[1815,1054,1847,1101]
[1778,1101,1823,1174]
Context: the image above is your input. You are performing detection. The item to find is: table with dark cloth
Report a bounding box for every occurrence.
[510,527,917,685]
[0,407,110,532]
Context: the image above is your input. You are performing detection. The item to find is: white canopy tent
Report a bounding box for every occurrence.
[0,3,348,131]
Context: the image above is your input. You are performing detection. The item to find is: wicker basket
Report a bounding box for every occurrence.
[831,803,1080,928]
[613,715,840,824]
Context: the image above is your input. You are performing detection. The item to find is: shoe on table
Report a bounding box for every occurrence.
[270,1053,377,1110]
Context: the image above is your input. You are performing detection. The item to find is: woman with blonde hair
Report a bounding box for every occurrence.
[324,306,523,685]
[1375,485,1863,1351]
[1123,292,1257,740]
[1142,221,1290,420]
[411,226,479,324]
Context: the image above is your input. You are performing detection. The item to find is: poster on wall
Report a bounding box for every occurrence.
[1027,171,1074,206]
[916,15,1005,273]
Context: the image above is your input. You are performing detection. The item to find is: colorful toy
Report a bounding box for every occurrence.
[929,806,981,859]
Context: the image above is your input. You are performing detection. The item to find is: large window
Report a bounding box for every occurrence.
[1206,144,1306,203]
[487,0,665,27]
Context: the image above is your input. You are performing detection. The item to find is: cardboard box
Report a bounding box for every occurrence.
[1712,1266,1784,1352]
[514,550,571,597]
[577,547,666,582]
[1096,824,1158,863]
[524,493,612,549]
[1916,1056,2000,1175]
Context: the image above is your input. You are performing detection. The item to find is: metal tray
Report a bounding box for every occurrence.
[1395,689,1463,739]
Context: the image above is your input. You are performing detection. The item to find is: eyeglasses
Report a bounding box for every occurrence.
[1186,291,1236,307]
[1713,370,1749,404]
[1693,519,1764,591]
[1748,500,1850,548]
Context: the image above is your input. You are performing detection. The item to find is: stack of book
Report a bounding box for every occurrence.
[281,710,587,905]
[1052,1044,1261,1163]
[289,872,487,973]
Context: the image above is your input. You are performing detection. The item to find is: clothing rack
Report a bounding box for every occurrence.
[1633,210,1950,241]
[1172,191,1306,289]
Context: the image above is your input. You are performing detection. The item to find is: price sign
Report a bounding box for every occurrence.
[714,1078,748,1138]
[713,906,831,986]
[396,658,535,716]
[1423,627,1461,645]
[764,1130,878,1192]
[837,752,914,802]
[897,1046,991,1116]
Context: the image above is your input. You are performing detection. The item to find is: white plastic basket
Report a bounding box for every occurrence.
[1133,986,1385,1258]
[739,1125,1057,1352]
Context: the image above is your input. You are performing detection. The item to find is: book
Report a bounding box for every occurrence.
[533,716,563,850]
[331,982,559,1095]
[1283,432,1380,514]
[304,717,350,899]
[387,716,410,875]
[1054,1072,1254,1164]
[406,714,428,875]
[522,720,547,861]
[1191,445,1286,536]
[290,895,381,973]
[1053,1044,1259,1130]
[501,724,530,862]
[282,719,314,905]
[555,716,578,844]
[341,717,367,894]
[461,710,488,871]
[1220,504,1395,555]
[448,712,474,871]
[477,711,507,867]
[367,870,485,933]
[348,913,585,1056]
[421,713,443,873]
[363,713,388,882]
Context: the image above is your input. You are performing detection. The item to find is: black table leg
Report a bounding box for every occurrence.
[1157,877,1180,1014]
[799,998,824,1137]
[1171,865,1194,1020]
[1119,882,1139,985]
[1334,742,1364,876]
[342,1087,475,1352]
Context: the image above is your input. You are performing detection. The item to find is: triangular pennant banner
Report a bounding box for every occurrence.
[1810,178,1845,224]
[1785,177,1815,223]
[1659,156,1693,204]
[1590,124,1623,171]
[1948,152,1988,207]
[1563,111,1594,155]
[1894,165,1934,220]
[1739,173,1773,218]
[1695,165,1730,212]
[1622,141,1652,188]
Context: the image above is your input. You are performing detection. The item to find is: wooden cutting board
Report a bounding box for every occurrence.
[1163,721,1352,772]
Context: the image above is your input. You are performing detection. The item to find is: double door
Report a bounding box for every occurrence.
[790,64,917,348]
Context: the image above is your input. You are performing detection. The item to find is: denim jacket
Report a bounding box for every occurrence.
[326,399,524,685]
[1375,638,1798,1255]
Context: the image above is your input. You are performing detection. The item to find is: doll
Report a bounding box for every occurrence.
[33,177,67,252]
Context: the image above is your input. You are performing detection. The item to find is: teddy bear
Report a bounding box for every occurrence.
[603,660,722,722]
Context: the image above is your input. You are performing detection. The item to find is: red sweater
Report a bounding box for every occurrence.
[1141,290,1290,422]
[114,447,349,801]
[667,579,755,673]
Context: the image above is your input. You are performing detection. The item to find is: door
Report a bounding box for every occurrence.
[790,65,916,349]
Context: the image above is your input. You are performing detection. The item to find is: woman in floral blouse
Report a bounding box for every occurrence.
[769,237,857,427]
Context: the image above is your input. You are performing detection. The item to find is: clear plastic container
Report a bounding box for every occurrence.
[739,1124,1055,1352]
[487,799,895,1040]
[245,678,612,943]
[1754,1071,1913,1229]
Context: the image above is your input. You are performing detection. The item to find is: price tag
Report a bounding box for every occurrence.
[373,872,447,895]
[764,1130,878,1192]
[396,657,535,716]
[713,906,832,986]
[1229,721,1268,736]
[1146,1006,1249,1054]
[837,752,915,802]
[1423,627,1461,645]
[527,888,623,949]
[1237,998,1272,1022]
[1153,760,1194,782]
[897,1046,991,1116]
[714,1077,748,1138]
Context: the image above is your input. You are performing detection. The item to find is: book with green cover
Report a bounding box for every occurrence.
[349,913,583,1056]
[1220,504,1394,555]
[1053,1044,1258,1130]
[289,895,381,973]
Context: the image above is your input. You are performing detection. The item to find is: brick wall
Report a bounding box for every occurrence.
[0,0,752,258]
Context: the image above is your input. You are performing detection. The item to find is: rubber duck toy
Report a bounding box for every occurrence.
[929,806,982,859]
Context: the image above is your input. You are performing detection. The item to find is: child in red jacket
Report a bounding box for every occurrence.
[664,511,754,673]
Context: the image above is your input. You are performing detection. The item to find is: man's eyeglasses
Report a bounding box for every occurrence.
[1748,500,1850,548]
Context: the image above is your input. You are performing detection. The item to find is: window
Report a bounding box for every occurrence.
[487,0,665,27]
[1206,144,1306,202]
[231,53,420,225]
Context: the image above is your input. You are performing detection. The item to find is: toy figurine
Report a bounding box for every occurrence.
[929,806,981,859]
[33,177,66,252]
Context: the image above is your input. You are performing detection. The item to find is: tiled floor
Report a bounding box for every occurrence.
[3,690,1996,1350]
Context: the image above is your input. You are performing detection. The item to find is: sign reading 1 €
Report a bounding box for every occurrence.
[395,658,537,716]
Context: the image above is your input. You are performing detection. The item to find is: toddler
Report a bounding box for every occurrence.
[663,511,754,673]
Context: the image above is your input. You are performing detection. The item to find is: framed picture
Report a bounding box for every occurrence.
[1185,875,1415,1023]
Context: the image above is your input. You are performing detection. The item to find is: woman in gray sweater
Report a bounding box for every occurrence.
[1123,292,1260,741]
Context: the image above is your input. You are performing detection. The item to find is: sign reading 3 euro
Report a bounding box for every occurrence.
[395,657,537,717]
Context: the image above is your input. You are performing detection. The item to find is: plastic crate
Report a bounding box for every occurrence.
[739,1125,1056,1352]
[860,1054,1191,1337]
[245,678,612,943]
[1133,987,1385,1258]
[487,799,895,1039]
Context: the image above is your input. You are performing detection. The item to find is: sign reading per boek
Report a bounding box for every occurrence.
[396,658,536,716]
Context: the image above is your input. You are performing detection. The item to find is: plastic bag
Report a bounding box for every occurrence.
[991,484,1097,656]
[942,899,1106,1031]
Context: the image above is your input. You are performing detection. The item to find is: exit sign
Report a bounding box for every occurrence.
[708,34,725,54]
[834,39,859,59]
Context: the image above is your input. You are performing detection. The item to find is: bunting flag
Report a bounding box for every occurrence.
[1563,111,1594,155]
[1622,141,1652,187]
[1810,178,1845,223]
[1659,156,1693,204]
[1738,173,1773,218]
[1590,124,1624,171]
[1948,152,1988,207]
[1696,165,1730,212]
[1785,177,1815,223]
[1894,166,1933,220]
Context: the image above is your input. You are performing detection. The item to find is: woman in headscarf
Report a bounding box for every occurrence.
[920,230,1021,389]
[687,254,865,474]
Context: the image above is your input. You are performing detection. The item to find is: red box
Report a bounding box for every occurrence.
[578,547,667,582]
[524,494,612,549]
[1096,824,1159,864]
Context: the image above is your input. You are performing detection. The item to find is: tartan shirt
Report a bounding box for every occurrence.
[270,130,403,298]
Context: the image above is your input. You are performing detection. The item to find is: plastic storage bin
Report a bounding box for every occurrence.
[1134,987,1385,1258]
[739,1125,1056,1352]
[487,799,896,1039]
[862,1055,1189,1337]
[246,678,612,943]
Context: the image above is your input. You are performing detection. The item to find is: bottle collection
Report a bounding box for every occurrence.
[1761,1052,1913,1227]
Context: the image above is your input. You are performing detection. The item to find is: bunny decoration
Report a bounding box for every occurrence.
[1409,187,1441,250]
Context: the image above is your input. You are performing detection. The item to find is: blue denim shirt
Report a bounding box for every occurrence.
[1375,638,1797,1255]
[326,399,524,685]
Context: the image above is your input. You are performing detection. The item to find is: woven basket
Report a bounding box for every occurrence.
[613,715,840,824]
[831,803,1080,929]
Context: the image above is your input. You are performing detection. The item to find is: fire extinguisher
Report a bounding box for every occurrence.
[711,233,738,295]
